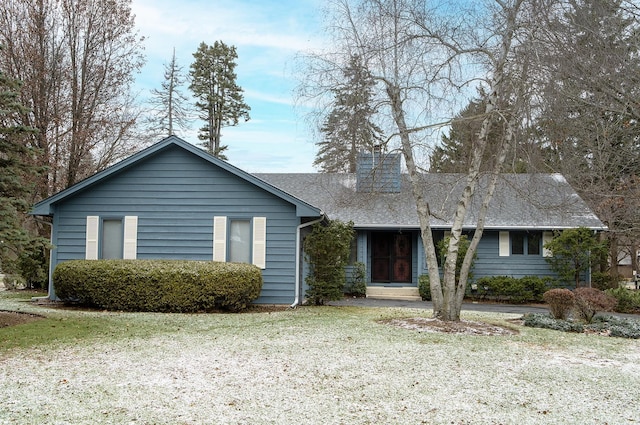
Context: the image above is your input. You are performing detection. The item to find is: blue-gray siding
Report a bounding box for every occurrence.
[417,230,558,279]
[50,145,304,304]
[355,152,402,193]
[352,229,561,286]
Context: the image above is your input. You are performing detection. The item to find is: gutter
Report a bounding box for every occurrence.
[291,214,325,308]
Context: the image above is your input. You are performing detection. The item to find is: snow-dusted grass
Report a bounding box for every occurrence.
[1,293,639,424]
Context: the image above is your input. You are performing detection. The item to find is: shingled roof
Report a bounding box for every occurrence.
[255,173,605,230]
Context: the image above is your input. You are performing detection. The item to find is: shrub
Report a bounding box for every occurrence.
[543,227,607,287]
[53,260,262,312]
[436,234,476,282]
[543,288,575,320]
[591,315,640,339]
[605,287,640,314]
[418,274,431,301]
[345,261,367,297]
[591,271,619,291]
[17,237,50,289]
[523,313,584,333]
[572,287,617,324]
[524,313,640,339]
[475,276,558,303]
[304,220,354,305]
[520,276,559,302]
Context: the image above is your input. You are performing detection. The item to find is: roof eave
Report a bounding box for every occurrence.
[30,136,323,218]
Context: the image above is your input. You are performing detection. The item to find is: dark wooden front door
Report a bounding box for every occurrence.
[371,232,412,282]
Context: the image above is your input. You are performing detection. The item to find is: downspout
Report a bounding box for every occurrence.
[31,217,53,301]
[291,214,325,308]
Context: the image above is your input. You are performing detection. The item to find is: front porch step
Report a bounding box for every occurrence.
[366,286,421,301]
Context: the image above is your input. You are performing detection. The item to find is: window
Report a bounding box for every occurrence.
[511,233,525,255]
[213,216,266,269]
[85,216,137,260]
[102,219,123,259]
[511,231,541,256]
[528,233,541,256]
[229,219,251,263]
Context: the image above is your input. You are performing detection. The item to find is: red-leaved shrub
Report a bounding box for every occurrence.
[573,287,617,323]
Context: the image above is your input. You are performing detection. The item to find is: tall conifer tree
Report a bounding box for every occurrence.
[0,67,41,276]
[148,48,191,137]
[315,55,383,173]
[189,41,250,158]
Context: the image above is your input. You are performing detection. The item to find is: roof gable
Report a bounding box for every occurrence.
[31,136,322,217]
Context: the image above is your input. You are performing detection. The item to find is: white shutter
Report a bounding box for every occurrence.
[542,231,554,257]
[499,231,510,257]
[213,216,227,262]
[123,216,138,260]
[85,216,99,260]
[252,217,267,269]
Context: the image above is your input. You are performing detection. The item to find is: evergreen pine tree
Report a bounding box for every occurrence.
[315,55,383,173]
[0,66,41,277]
[189,41,250,159]
[430,93,529,173]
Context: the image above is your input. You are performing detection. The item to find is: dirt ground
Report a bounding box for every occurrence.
[0,311,44,328]
[383,316,520,336]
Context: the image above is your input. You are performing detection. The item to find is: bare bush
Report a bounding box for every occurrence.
[543,288,575,320]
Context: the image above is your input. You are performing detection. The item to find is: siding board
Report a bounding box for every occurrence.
[48,145,306,303]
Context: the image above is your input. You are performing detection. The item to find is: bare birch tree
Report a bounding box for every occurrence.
[301,0,544,321]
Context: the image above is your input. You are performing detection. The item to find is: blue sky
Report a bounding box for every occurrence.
[131,0,324,172]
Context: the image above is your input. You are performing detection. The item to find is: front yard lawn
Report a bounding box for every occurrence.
[1,291,638,424]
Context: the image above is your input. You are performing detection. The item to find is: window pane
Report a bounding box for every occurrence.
[349,236,357,264]
[102,219,123,259]
[229,220,251,263]
[511,233,524,255]
[528,232,541,255]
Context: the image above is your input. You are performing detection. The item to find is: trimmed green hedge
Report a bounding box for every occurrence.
[474,275,559,303]
[53,260,263,312]
[420,274,558,303]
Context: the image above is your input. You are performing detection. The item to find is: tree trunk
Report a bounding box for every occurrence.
[384,82,444,316]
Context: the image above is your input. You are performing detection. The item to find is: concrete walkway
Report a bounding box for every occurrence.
[329,297,639,319]
[328,297,549,315]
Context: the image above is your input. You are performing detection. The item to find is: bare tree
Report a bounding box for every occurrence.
[0,0,145,197]
[147,48,191,138]
[301,0,544,321]
[533,0,640,279]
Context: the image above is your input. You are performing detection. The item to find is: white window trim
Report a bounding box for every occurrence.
[85,216,100,260]
[252,217,267,269]
[499,231,510,257]
[213,216,267,268]
[123,216,138,260]
[542,231,553,257]
[86,215,138,260]
[213,216,227,262]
